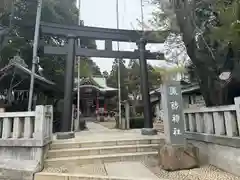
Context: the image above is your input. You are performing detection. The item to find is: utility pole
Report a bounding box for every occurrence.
[77,0,81,130]
[140,0,144,32]
[28,0,43,111]
[116,0,122,126]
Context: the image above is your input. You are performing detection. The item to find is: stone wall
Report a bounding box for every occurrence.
[188,140,240,176]
[0,105,53,180]
[184,97,240,176]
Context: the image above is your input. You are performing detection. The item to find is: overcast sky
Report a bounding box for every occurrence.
[79,0,165,72]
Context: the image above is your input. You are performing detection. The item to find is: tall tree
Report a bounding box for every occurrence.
[102,70,109,78]
[0,0,97,91]
[151,0,240,106]
[127,59,161,100]
[107,59,162,101]
[74,58,102,78]
[107,58,128,101]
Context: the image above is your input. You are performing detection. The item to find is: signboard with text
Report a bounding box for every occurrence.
[161,81,185,145]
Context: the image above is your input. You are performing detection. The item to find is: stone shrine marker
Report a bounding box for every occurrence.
[160,80,199,171]
[161,80,185,145]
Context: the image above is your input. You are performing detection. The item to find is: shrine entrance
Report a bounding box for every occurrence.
[40,21,167,135]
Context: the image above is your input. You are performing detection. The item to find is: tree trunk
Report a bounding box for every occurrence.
[172,0,232,106]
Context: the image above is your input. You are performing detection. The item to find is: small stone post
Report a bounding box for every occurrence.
[160,80,199,171]
[33,105,45,141]
[45,105,53,140]
[234,97,240,133]
[121,116,126,130]
[125,101,130,129]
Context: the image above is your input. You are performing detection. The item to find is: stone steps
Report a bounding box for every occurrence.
[47,144,159,158]
[45,151,158,168]
[50,138,163,150]
[34,172,163,180]
[36,136,164,180]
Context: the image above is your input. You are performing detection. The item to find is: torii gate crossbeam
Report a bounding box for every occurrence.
[41,22,168,43]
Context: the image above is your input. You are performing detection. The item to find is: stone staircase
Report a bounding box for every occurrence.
[35,137,164,180]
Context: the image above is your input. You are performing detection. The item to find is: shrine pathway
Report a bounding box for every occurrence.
[85,121,113,132]
[50,122,240,180]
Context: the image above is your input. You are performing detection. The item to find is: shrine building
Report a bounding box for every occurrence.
[73,77,118,117]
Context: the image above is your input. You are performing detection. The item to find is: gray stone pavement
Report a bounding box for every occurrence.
[49,122,240,180]
[53,122,165,143]
[44,162,160,180]
[85,121,113,132]
[104,162,160,179]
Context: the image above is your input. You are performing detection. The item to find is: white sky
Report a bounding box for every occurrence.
[79,0,165,73]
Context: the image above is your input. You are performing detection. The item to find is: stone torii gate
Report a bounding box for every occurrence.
[40,22,168,135]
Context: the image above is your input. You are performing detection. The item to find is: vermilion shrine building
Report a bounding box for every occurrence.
[73,77,118,117]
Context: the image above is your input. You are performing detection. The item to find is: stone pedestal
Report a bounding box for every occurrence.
[56,132,75,140]
[141,128,157,135]
[159,144,199,171]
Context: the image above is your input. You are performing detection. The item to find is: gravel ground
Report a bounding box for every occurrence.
[143,158,240,180]
[151,165,240,180]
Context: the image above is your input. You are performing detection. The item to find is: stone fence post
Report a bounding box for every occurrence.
[45,105,53,140]
[234,97,240,133]
[33,105,45,141]
[32,105,53,142]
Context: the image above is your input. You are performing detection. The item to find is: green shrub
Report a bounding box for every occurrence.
[130,117,145,129]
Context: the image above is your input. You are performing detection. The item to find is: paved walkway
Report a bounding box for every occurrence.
[53,122,164,143]
[45,162,161,180]
[86,121,113,132]
[104,162,160,180]
[51,122,240,180]
[49,122,164,179]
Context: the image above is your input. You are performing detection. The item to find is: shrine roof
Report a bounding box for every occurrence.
[0,57,55,91]
[0,62,55,85]
[74,77,117,92]
[181,83,200,94]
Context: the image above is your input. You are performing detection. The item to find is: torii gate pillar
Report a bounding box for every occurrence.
[138,38,157,135]
[61,35,76,133]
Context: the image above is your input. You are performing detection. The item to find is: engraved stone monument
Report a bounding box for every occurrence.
[161,81,185,145]
[160,80,199,171]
